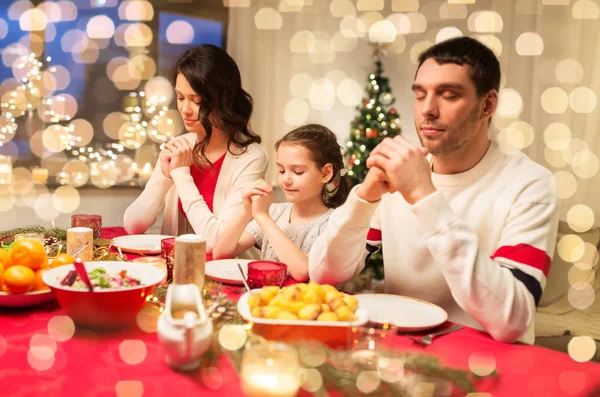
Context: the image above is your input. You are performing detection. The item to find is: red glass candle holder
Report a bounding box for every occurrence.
[247,261,288,289]
[71,214,102,239]
[161,237,176,283]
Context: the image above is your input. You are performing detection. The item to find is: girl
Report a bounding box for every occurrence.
[124,45,268,254]
[212,124,350,281]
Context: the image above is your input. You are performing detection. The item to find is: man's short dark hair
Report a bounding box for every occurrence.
[417,37,501,97]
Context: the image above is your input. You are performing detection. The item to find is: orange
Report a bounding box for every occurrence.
[11,239,47,270]
[0,248,11,268]
[4,265,35,294]
[34,268,50,291]
[50,253,75,268]
[0,261,4,288]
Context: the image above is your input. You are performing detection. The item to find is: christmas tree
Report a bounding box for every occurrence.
[343,48,402,281]
[345,49,402,187]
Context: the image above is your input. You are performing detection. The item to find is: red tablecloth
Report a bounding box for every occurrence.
[2,227,600,397]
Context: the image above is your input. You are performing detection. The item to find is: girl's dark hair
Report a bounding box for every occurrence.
[275,124,350,209]
[173,44,261,167]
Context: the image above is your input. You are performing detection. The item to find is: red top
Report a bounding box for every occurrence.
[178,153,226,216]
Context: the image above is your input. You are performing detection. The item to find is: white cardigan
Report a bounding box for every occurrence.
[123,133,268,253]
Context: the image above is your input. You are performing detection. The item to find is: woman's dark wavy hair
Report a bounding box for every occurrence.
[173,44,261,167]
[275,124,350,209]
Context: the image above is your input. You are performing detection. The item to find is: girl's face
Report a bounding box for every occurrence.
[276,142,333,205]
[175,73,205,136]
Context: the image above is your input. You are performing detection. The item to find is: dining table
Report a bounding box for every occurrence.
[1,226,600,397]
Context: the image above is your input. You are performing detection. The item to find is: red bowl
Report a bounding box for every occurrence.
[43,261,164,329]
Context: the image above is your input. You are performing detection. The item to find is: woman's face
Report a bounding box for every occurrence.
[175,73,204,135]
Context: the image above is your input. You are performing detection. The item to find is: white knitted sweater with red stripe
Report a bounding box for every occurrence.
[308,142,559,344]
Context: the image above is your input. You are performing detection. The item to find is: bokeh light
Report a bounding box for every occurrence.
[115,381,144,397]
[568,282,595,310]
[468,11,503,33]
[19,8,47,31]
[436,27,463,43]
[255,8,283,30]
[515,32,544,56]
[47,315,75,342]
[541,87,569,114]
[340,16,366,38]
[368,20,397,43]
[330,0,356,17]
[468,352,497,376]
[496,88,523,118]
[59,160,90,187]
[569,87,597,113]
[356,371,380,394]
[217,325,247,351]
[410,40,433,64]
[568,336,597,362]
[572,0,600,19]
[556,59,584,84]
[289,73,313,99]
[359,12,384,33]
[357,0,384,11]
[309,79,336,110]
[553,171,578,199]
[86,15,115,39]
[119,340,147,365]
[337,78,363,106]
[544,123,572,151]
[124,23,153,47]
[558,234,586,263]
[439,3,467,19]
[574,242,599,270]
[166,21,194,44]
[52,185,80,213]
[331,31,357,52]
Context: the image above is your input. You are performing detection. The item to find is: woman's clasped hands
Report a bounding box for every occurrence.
[160,137,195,179]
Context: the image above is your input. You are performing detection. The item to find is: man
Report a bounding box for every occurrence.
[308,37,558,344]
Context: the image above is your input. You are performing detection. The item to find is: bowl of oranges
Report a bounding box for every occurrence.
[0,239,76,308]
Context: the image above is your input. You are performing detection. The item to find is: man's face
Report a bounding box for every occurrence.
[412,59,489,157]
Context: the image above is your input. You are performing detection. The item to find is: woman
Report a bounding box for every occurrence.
[124,45,267,255]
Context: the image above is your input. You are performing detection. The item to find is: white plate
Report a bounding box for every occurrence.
[355,294,448,332]
[237,289,369,327]
[205,259,252,285]
[0,290,55,308]
[112,234,173,255]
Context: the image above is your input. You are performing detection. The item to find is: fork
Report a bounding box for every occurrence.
[408,324,463,346]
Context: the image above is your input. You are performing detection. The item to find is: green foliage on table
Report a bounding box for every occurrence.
[0,225,115,259]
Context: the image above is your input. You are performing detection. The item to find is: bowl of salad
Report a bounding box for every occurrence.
[43,261,164,329]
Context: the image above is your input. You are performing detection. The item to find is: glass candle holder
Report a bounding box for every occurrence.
[71,214,102,239]
[14,233,46,245]
[161,237,176,283]
[132,256,167,285]
[240,342,301,397]
[247,261,287,289]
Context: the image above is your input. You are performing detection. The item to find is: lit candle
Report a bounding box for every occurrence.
[241,371,300,397]
[173,234,205,291]
[67,227,94,262]
[240,343,301,397]
[32,167,49,184]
